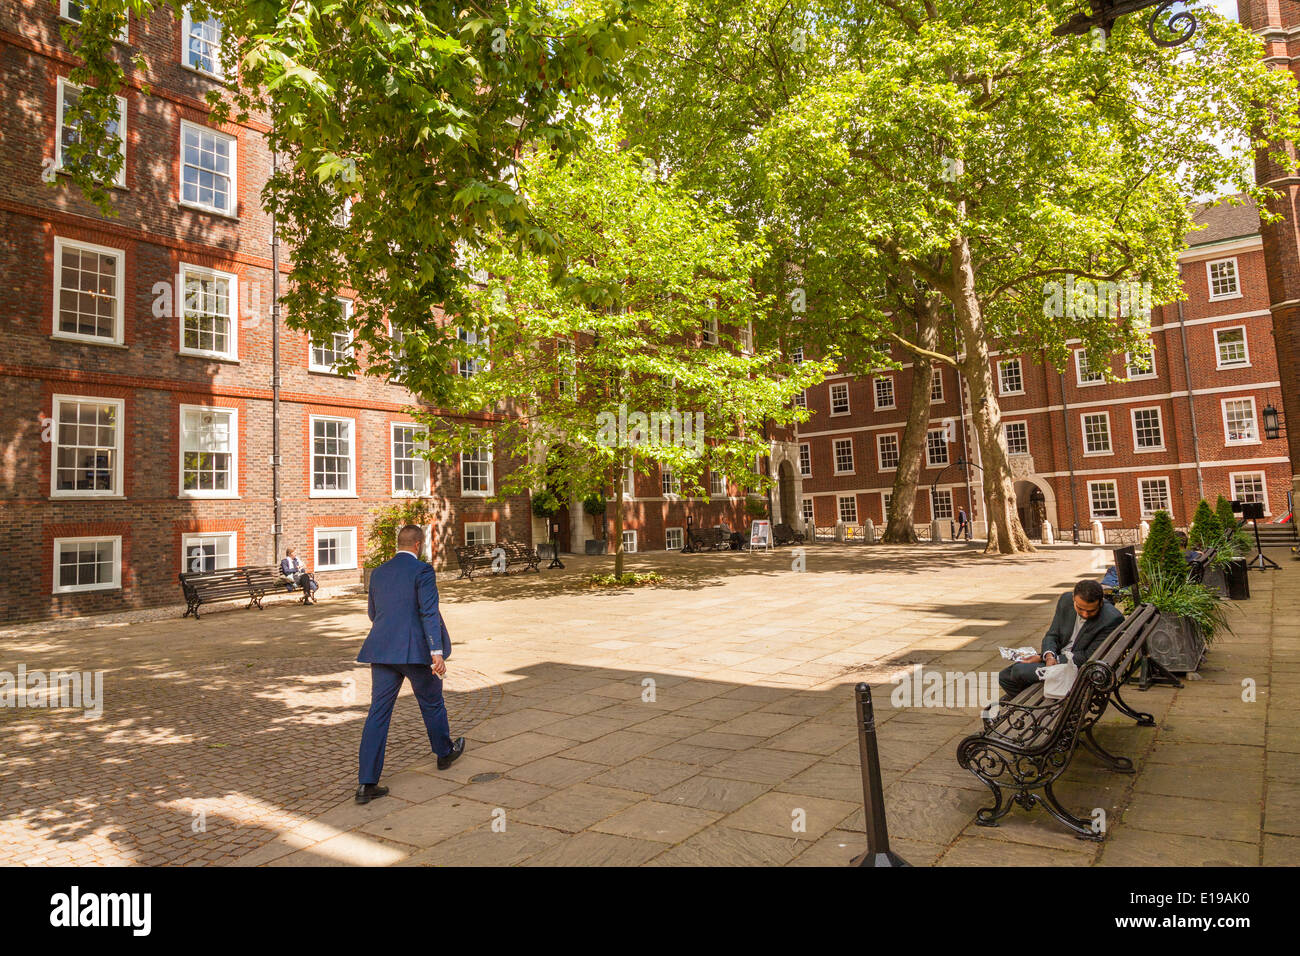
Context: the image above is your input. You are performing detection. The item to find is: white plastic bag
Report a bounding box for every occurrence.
[1036,652,1078,699]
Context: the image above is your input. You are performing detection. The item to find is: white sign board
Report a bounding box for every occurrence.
[750,520,771,551]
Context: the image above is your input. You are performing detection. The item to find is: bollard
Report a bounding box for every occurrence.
[849,683,910,867]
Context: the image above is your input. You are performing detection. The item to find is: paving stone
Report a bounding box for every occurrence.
[645,826,808,866]
[720,791,858,840]
[1099,830,1257,867]
[586,757,699,795]
[519,831,667,866]
[511,783,642,833]
[398,823,566,867]
[592,801,722,843]
[657,775,772,813]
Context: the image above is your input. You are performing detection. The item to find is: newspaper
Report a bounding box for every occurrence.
[999,646,1039,662]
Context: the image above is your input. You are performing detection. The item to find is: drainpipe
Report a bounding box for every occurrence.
[1058,372,1080,540]
[1175,264,1206,500]
[270,139,283,564]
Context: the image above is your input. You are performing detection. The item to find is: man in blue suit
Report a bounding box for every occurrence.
[355,524,465,804]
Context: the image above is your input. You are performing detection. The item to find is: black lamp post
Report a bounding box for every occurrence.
[1053,1,1197,48]
[1263,402,1284,441]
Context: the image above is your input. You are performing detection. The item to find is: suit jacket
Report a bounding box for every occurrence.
[357,552,451,665]
[280,557,306,577]
[1041,591,1123,663]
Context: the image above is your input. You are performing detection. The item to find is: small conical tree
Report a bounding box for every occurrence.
[1216,494,1251,555]
[1215,495,1236,530]
[1188,499,1223,551]
[1140,510,1189,582]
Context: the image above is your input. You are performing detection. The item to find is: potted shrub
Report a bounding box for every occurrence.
[1188,499,1229,596]
[1135,510,1231,674]
[532,489,561,559]
[582,492,607,555]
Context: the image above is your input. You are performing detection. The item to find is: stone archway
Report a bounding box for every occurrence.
[1013,477,1059,538]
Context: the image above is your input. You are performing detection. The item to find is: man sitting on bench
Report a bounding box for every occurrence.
[280,548,320,604]
[998,579,1122,697]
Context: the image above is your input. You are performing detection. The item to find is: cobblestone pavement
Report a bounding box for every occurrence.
[1,542,1294,866]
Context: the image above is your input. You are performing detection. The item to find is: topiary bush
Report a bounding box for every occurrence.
[1188,499,1223,552]
[1140,510,1189,583]
[1216,494,1252,556]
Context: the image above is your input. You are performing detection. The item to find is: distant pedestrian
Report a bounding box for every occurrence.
[955,507,970,540]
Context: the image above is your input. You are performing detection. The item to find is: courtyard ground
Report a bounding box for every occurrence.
[0,542,1295,866]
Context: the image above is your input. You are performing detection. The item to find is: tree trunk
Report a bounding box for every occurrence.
[613,448,625,577]
[950,239,1034,555]
[883,300,942,543]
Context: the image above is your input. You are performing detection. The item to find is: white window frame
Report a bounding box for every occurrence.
[1130,406,1165,453]
[1222,397,1260,446]
[833,437,855,475]
[1125,340,1157,380]
[181,531,237,574]
[800,497,814,525]
[1087,480,1121,521]
[460,442,494,497]
[178,404,238,498]
[457,327,485,378]
[181,6,224,79]
[830,382,851,416]
[873,376,895,411]
[622,529,639,553]
[59,1,131,42]
[794,389,807,411]
[925,427,950,467]
[1229,471,1270,516]
[52,535,122,594]
[464,522,496,547]
[390,422,430,497]
[177,263,239,360]
[881,490,892,516]
[622,464,636,499]
[930,368,944,403]
[702,317,719,346]
[1075,348,1105,386]
[178,119,236,216]
[665,527,684,551]
[50,394,125,498]
[313,527,358,572]
[739,322,753,355]
[709,470,725,497]
[1206,257,1241,301]
[309,299,355,374]
[837,495,858,525]
[931,488,954,521]
[1213,326,1250,370]
[309,415,356,498]
[798,442,812,477]
[661,468,681,498]
[1137,477,1172,520]
[877,432,900,472]
[1004,420,1029,457]
[1081,411,1113,456]
[56,77,127,187]
[998,358,1024,396]
[52,236,125,345]
[790,345,804,364]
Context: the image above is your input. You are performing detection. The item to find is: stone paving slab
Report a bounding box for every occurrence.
[1,544,1294,865]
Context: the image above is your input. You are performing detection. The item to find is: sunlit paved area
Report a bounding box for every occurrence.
[1,542,1294,866]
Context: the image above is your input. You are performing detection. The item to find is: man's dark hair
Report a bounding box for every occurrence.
[1074,579,1104,605]
[397,524,425,552]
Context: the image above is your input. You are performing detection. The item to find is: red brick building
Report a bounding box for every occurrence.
[0,3,530,623]
[1241,0,1300,516]
[797,198,1292,540]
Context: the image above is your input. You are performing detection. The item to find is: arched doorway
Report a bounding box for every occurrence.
[1014,479,1057,539]
[778,460,797,526]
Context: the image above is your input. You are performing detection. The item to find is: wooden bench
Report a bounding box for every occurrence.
[772,523,805,546]
[254,565,316,606]
[453,541,541,580]
[686,527,728,552]
[1187,546,1219,585]
[955,604,1162,841]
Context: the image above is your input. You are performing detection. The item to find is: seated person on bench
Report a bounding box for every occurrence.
[998,579,1122,697]
[280,548,320,604]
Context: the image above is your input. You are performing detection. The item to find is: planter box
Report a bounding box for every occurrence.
[537,543,557,560]
[1147,614,1206,674]
[1201,566,1228,599]
[585,539,607,556]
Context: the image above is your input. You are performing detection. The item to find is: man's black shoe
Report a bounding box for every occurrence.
[355,783,389,805]
[437,737,466,771]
